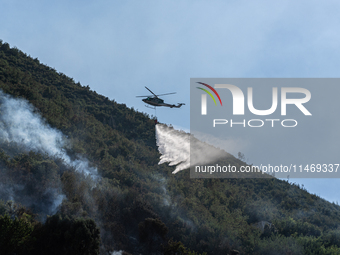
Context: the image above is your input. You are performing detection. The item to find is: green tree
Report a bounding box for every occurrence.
[33,214,100,255]
[0,213,34,254]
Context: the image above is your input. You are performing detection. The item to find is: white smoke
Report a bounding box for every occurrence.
[191,130,248,158]
[0,90,99,179]
[110,251,123,255]
[0,90,99,217]
[151,174,171,206]
[50,193,67,214]
[155,124,228,174]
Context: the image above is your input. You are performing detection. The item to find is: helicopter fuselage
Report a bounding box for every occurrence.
[142,97,164,106]
[142,97,184,108]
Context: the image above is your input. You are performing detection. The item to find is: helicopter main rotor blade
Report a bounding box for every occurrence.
[145,86,158,97]
[155,92,176,96]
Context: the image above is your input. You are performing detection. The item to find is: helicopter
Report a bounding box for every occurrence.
[136,86,185,109]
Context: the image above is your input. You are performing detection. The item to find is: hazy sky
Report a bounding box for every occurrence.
[1,0,340,202]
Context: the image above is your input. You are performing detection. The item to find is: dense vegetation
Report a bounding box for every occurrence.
[1,40,340,254]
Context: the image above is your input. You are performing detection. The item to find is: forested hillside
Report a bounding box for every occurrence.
[1,40,340,255]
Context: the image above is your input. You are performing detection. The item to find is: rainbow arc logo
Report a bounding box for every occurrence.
[196,82,222,106]
[196,82,222,115]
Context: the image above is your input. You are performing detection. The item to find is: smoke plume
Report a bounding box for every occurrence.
[0,90,99,217]
[110,251,123,255]
[0,90,98,179]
